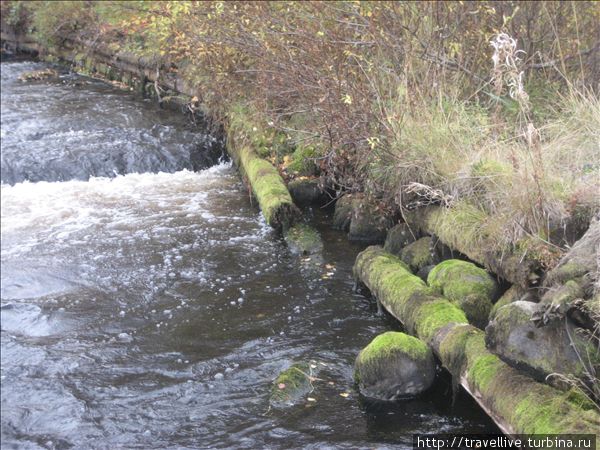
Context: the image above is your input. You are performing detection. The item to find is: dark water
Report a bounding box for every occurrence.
[0,61,497,449]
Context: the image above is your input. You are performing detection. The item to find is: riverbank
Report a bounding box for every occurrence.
[2,1,599,437]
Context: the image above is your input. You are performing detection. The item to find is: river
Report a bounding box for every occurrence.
[0,60,497,449]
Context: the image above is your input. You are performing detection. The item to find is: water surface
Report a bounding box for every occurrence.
[1,60,497,449]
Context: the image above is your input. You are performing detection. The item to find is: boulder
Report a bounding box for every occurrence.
[270,362,314,408]
[489,285,533,319]
[354,331,436,400]
[284,223,323,256]
[18,68,58,82]
[383,223,417,256]
[332,195,354,231]
[333,194,392,244]
[348,204,389,244]
[486,301,599,383]
[287,178,327,206]
[400,237,438,273]
[428,259,497,328]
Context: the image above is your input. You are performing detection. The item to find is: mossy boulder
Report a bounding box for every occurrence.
[355,332,436,400]
[269,362,313,408]
[400,237,438,273]
[485,301,599,383]
[18,68,58,82]
[284,223,323,256]
[383,223,417,256]
[490,285,532,319]
[287,178,327,206]
[348,197,392,244]
[332,195,354,231]
[428,259,497,328]
[332,194,392,243]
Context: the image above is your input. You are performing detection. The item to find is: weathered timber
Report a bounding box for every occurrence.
[353,246,600,434]
[404,206,543,289]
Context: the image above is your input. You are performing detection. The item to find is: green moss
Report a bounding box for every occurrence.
[270,362,312,406]
[287,144,320,176]
[468,354,504,392]
[438,324,478,376]
[357,332,429,366]
[428,259,496,327]
[284,223,323,255]
[490,285,521,318]
[354,248,600,433]
[414,299,468,343]
[239,146,299,229]
[428,259,496,299]
[511,393,592,434]
[545,262,588,286]
[400,237,435,272]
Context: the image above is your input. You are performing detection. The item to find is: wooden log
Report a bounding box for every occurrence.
[404,206,544,289]
[354,246,600,434]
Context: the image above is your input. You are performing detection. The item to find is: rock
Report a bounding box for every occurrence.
[383,223,417,256]
[486,301,599,384]
[348,203,389,244]
[269,362,314,408]
[284,223,323,255]
[400,237,438,273]
[416,265,435,282]
[427,259,497,328]
[534,217,599,329]
[489,285,533,319]
[333,194,392,244]
[332,195,354,231]
[288,178,327,206]
[18,68,58,82]
[355,332,436,400]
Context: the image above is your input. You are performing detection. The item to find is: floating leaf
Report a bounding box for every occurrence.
[278,383,286,389]
[307,397,317,402]
[340,392,350,398]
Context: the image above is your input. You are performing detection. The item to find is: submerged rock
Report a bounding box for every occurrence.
[400,237,438,273]
[486,301,599,384]
[284,223,323,255]
[18,68,59,82]
[354,331,436,400]
[269,362,314,408]
[427,259,497,328]
[383,223,418,256]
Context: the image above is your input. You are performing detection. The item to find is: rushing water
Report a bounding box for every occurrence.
[1,60,497,449]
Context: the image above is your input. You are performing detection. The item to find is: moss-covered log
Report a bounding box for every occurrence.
[404,206,543,289]
[428,259,497,328]
[355,331,436,400]
[353,246,600,434]
[230,144,300,230]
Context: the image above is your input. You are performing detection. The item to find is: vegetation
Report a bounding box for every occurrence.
[2,1,599,264]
